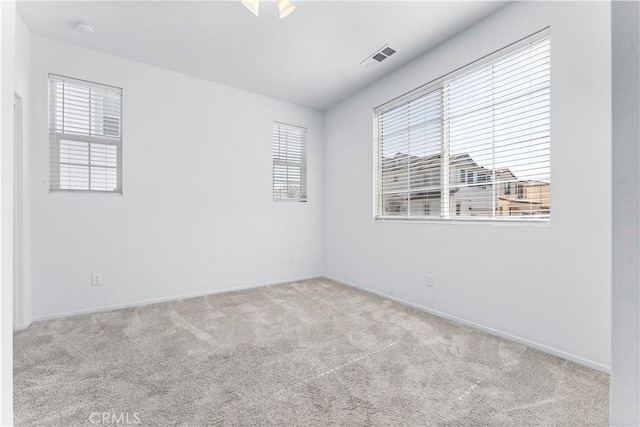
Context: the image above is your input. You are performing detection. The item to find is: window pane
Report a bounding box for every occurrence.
[60,139,89,165]
[90,143,118,167]
[379,89,442,217]
[59,164,90,191]
[91,167,118,192]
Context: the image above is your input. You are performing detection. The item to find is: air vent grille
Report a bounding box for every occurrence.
[381,47,396,57]
[361,44,397,68]
[372,53,387,62]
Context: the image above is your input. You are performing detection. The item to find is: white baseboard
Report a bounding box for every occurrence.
[13,320,33,331]
[28,275,323,325]
[324,275,611,374]
[24,274,612,374]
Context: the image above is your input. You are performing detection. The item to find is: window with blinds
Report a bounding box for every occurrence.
[375,31,550,222]
[49,74,123,193]
[273,122,307,202]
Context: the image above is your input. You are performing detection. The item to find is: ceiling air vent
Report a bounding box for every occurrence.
[361,44,397,68]
[372,53,387,62]
[381,47,396,57]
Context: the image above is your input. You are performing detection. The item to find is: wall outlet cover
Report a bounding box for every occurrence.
[92,273,102,286]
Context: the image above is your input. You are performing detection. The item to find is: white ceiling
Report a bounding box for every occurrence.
[17,1,507,111]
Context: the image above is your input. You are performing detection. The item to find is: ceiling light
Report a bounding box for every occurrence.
[75,22,96,36]
[277,0,295,19]
[242,0,295,19]
[242,0,260,16]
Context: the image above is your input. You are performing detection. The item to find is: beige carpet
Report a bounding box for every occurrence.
[14,278,608,426]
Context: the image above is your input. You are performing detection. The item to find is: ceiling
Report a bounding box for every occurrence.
[17,1,507,111]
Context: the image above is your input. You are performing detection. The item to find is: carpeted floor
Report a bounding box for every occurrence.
[14,278,608,426]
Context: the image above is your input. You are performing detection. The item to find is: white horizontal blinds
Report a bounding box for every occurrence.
[375,32,550,221]
[448,37,550,219]
[273,122,307,201]
[49,74,122,193]
[377,89,442,217]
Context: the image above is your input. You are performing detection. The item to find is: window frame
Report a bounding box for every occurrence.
[373,29,550,225]
[48,74,123,195]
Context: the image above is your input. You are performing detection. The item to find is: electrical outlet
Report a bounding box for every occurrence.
[91,273,102,286]
[426,274,433,287]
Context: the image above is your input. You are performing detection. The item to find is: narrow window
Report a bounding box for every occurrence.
[273,122,307,202]
[49,75,122,193]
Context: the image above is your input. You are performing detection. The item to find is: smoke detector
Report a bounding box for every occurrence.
[75,22,96,36]
[361,44,397,68]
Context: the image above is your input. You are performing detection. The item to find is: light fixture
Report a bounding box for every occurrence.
[242,0,261,16]
[75,22,96,36]
[242,0,296,19]
[277,0,295,19]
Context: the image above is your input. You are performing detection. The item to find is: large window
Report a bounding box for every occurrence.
[273,122,307,202]
[375,32,550,222]
[49,74,122,193]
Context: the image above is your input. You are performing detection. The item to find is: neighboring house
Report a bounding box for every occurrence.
[380,152,549,217]
[498,180,550,216]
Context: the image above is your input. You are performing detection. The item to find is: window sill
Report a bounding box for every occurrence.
[374,216,550,227]
[50,189,123,196]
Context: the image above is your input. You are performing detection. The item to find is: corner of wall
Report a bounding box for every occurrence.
[1,2,17,424]
[611,0,640,424]
[320,109,328,276]
[14,12,33,331]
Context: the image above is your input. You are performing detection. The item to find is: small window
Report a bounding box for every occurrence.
[49,74,122,193]
[273,122,307,202]
[505,182,512,195]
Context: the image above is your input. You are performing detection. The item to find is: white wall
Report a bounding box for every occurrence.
[14,14,31,330]
[0,1,16,423]
[611,1,640,424]
[29,35,324,320]
[323,1,611,370]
